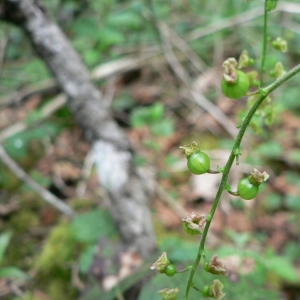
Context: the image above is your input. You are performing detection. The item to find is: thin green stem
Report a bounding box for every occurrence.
[260,0,268,86]
[183,63,300,300]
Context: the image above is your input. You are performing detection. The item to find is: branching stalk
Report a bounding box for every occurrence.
[260,0,268,86]
[183,63,300,300]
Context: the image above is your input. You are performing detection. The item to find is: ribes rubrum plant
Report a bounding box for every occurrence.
[152,1,300,299]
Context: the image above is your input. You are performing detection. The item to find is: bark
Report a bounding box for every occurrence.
[0,0,157,258]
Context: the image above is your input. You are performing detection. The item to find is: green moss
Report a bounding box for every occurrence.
[10,210,39,234]
[47,278,78,300]
[13,292,42,300]
[35,222,76,272]
[0,164,20,191]
[18,192,45,211]
[70,197,95,211]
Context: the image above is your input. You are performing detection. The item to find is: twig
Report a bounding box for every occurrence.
[187,7,264,42]
[0,279,26,298]
[188,90,238,137]
[156,185,188,219]
[0,145,75,217]
[103,76,118,108]
[277,1,300,14]
[9,281,24,298]
[0,79,57,107]
[71,264,85,291]
[158,23,238,138]
[0,31,8,79]
[1,2,299,107]
[186,2,300,43]
[0,55,155,108]
[76,150,95,197]
[166,26,207,73]
[260,0,268,86]
[0,94,67,142]
[91,55,155,80]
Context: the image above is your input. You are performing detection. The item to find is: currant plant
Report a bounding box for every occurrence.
[151,1,300,299]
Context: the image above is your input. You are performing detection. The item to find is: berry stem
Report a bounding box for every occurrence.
[207,169,220,174]
[183,63,300,300]
[227,190,239,196]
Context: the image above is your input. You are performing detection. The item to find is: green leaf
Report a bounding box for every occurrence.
[279,87,300,110]
[71,209,118,243]
[130,103,164,127]
[4,121,61,160]
[98,27,126,50]
[112,93,135,111]
[25,110,44,126]
[165,155,180,167]
[288,150,300,165]
[151,118,174,136]
[79,245,96,274]
[22,59,50,82]
[264,193,282,210]
[72,18,101,40]
[83,49,101,67]
[107,11,143,30]
[283,242,300,261]
[0,232,11,263]
[230,198,246,210]
[256,141,282,158]
[20,170,51,192]
[0,267,28,280]
[160,237,198,263]
[266,256,297,282]
[226,230,250,248]
[286,194,300,211]
[4,136,28,160]
[138,271,199,300]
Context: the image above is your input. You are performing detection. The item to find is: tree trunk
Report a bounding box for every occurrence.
[0,0,157,259]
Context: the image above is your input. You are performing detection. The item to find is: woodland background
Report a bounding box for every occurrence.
[0,0,299,299]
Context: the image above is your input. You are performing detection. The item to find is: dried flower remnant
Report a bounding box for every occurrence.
[158,288,179,300]
[204,255,228,276]
[151,252,170,273]
[182,212,207,235]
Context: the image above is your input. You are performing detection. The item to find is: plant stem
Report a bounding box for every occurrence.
[183,63,300,300]
[260,0,268,86]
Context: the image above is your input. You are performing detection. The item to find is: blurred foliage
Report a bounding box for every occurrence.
[0,232,28,280]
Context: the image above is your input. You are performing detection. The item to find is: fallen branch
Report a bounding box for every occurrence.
[0,0,157,258]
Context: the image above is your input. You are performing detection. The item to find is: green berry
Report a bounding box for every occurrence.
[165,264,177,277]
[266,0,277,11]
[182,222,200,235]
[237,178,259,200]
[221,70,250,99]
[204,261,210,272]
[187,150,210,175]
[202,286,211,298]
